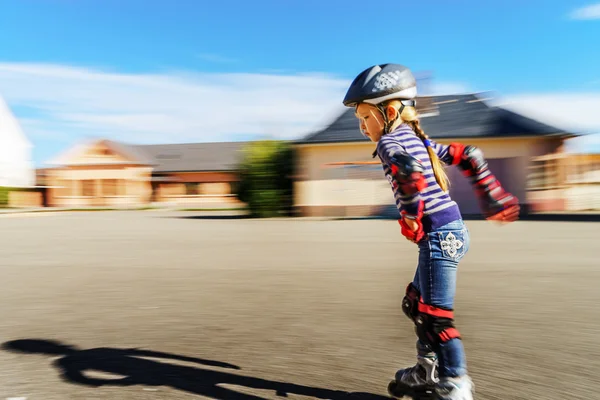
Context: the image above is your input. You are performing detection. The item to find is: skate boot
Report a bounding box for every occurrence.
[387,341,438,399]
[434,375,474,400]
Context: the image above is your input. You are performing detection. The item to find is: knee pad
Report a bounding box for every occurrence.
[402,283,420,322]
[414,302,461,351]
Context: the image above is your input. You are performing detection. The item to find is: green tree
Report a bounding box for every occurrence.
[236,140,295,218]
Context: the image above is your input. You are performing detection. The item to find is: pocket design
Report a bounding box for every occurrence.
[440,231,464,259]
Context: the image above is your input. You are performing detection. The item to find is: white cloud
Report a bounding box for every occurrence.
[492,92,600,134]
[492,92,600,153]
[569,3,600,20]
[564,132,600,153]
[0,62,351,147]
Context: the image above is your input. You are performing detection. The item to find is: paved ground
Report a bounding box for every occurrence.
[0,211,598,400]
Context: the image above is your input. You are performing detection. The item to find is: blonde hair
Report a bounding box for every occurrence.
[385,101,450,192]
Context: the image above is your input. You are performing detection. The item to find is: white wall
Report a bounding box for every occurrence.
[0,96,35,187]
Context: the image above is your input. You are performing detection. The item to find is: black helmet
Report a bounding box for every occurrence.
[343,63,417,108]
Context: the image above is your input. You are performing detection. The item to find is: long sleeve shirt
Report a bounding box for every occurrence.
[375,124,462,232]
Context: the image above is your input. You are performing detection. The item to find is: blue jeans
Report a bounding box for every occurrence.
[413,219,470,378]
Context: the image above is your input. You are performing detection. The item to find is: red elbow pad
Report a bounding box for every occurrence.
[448,142,465,166]
[394,170,427,195]
[414,173,427,191]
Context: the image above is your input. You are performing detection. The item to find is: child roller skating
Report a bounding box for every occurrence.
[341,64,520,400]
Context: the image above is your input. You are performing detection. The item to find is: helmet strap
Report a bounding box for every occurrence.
[378,99,417,135]
[377,103,403,135]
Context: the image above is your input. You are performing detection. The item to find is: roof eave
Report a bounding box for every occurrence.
[294,132,575,147]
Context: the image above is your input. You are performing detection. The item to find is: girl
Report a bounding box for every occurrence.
[342,64,519,400]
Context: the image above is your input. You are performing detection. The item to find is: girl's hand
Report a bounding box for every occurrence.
[399,216,424,244]
[403,218,420,233]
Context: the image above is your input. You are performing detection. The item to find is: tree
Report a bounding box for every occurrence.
[236,140,295,218]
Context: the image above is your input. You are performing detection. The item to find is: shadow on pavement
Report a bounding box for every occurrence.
[2,339,390,400]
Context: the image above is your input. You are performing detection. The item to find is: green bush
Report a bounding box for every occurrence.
[236,140,295,218]
[0,187,11,207]
[0,186,23,208]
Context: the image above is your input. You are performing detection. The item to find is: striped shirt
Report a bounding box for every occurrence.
[376,124,462,232]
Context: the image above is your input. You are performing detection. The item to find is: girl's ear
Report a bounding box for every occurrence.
[386,104,398,121]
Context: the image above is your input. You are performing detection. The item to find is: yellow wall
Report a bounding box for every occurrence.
[46,141,153,207]
[8,191,43,208]
[294,142,386,208]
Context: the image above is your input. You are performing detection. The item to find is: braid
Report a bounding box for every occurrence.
[409,119,450,192]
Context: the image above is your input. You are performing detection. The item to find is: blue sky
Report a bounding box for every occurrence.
[1,0,600,166]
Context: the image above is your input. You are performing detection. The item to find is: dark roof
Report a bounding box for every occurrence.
[131,141,248,172]
[296,94,574,144]
[101,139,248,172]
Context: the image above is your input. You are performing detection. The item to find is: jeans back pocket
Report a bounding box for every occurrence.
[433,228,469,262]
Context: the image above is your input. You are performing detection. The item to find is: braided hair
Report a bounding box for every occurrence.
[395,104,450,192]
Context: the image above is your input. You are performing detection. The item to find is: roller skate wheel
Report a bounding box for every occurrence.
[387,379,434,400]
[387,380,405,398]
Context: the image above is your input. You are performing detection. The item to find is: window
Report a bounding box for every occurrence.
[103,179,118,196]
[81,180,95,197]
[185,183,198,195]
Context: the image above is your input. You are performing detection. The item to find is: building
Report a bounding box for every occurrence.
[140,141,247,206]
[0,96,35,188]
[527,151,600,212]
[293,93,576,217]
[43,139,247,208]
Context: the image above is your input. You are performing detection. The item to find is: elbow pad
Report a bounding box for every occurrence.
[448,143,487,174]
[390,152,425,177]
[449,143,520,219]
[389,152,427,194]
